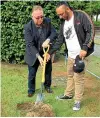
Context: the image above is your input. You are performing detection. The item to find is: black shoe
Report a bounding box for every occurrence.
[56,94,73,100]
[28,93,34,97]
[45,87,53,93]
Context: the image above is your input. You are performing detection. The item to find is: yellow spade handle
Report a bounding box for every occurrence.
[42,45,50,83]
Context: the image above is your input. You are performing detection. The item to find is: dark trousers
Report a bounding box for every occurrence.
[28,59,52,94]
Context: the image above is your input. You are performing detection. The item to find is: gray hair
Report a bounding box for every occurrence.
[32,5,43,13]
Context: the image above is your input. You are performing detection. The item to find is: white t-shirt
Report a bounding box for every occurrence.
[63,15,81,59]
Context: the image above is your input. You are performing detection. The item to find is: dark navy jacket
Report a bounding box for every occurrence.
[24,18,57,66]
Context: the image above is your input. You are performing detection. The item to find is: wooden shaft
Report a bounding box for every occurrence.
[42,45,50,83]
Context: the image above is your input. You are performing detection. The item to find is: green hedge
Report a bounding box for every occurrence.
[1,1,60,64]
[1,1,95,64]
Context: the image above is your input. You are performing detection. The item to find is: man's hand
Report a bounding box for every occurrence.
[37,55,44,66]
[79,50,87,59]
[42,39,50,48]
[43,53,51,62]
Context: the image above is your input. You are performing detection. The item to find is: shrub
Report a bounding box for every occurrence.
[1,1,60,63]
[2,1,95,63]
[94,21,100,26]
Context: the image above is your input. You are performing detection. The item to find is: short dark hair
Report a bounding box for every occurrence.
[57,1,72,10]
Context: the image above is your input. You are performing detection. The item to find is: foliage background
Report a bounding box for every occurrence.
[1,1,100,63]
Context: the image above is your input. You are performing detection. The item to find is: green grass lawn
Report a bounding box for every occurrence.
[94,39,100,45]
[1,55,100,117]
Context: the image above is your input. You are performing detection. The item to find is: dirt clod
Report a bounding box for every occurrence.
[17,102,55,117]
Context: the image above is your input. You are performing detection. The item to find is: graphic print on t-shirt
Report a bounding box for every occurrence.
[63,15,81,59]
[65,26,72,39]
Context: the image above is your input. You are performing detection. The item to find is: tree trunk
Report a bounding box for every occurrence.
[96,14,98,22]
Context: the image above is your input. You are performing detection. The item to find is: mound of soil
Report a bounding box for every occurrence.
[17,102,55,117]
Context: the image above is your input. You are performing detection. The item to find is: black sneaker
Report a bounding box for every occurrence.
[56,94,73,100]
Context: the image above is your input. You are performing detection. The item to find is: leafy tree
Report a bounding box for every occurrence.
[92,1,100,21]
[84,1,100,21]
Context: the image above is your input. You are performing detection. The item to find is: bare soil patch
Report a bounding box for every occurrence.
[17,102,55,117]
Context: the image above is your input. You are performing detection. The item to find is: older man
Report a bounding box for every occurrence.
[24,5,57,97]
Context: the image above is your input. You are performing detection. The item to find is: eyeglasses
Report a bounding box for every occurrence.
[34,16,44,20]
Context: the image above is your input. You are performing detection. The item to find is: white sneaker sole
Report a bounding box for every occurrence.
[73,107,80,111]
[56,96,64,100]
